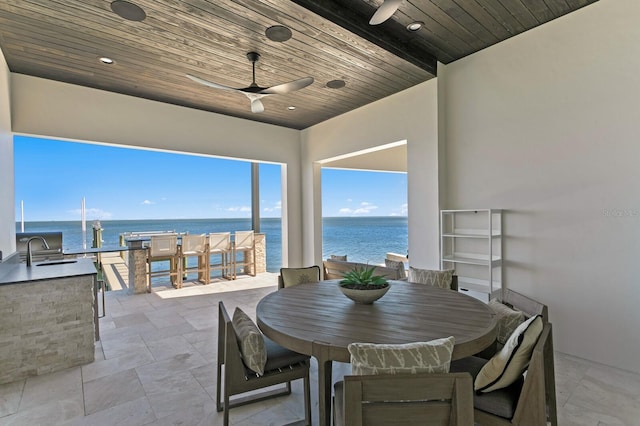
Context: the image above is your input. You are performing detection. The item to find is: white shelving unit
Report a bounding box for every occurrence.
[440,209,502,302]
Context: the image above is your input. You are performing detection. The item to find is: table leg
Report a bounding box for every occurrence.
[312,341,333,426]
[317,358,333,426]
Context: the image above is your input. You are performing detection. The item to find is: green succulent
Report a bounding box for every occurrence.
[340,265,388,288]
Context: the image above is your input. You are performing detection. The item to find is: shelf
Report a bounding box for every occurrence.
[441,209,502,214]
[442,253,501,267]
[442,229,501,238]
[456,277,501,293]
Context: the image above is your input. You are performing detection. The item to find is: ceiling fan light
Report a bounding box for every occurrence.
[99,57,115,64]
[287,106,296,110]
[265,25,292,42]
[406,21,423,31]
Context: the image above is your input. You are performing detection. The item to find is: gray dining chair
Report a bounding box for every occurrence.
[278,265,321,289]
[450,322,557,426]
[333,372,474,426]
[216,301,311,426]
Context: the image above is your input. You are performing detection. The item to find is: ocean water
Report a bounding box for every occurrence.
[16,217,408,271]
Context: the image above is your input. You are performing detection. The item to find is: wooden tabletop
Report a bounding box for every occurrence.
[257,280,498,363]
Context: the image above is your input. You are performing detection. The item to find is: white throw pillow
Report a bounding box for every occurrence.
[408,267,454,289]
[475,315,543,393]
[348,336,455,375]
[488,299,525,345]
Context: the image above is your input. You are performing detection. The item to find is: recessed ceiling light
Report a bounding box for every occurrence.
[99,57,115,64]
[406,21,423,31]
[287,106,296,110]
[326,79,346,89]
[265,25,292,42]
[110,1,146,22]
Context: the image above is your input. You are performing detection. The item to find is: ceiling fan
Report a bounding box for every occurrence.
[187,52,314,113]
[369,0,402,25]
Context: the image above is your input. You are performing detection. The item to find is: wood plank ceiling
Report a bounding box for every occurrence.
[0,0,598,130]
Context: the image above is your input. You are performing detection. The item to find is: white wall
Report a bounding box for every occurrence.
[441,0,640,373]
[0,49,14,259]
[7,75,305,265]
[301,79,439,268]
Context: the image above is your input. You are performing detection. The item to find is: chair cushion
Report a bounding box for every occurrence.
[450,356,523,419]
[408,267,454,289]
[232,308,267,375]
[263,336,310,372]
[348,336,455,375]
[488,299,525,345]
[330,254,348,261]
[384,259,407,279]
[475,315,543,393]
[279,266,321,288]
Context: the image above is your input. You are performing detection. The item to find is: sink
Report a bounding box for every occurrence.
[36,260,78,266]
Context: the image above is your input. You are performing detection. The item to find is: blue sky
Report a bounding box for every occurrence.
[14,136,407,221]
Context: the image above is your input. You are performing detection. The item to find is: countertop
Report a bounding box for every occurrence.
[0,257,97,285]
[63,245,138,255]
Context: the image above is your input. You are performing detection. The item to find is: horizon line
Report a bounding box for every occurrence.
[15,215,408,223]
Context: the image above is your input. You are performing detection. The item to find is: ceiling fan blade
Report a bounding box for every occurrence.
[261,77,314,95]
[369,0,403,25]
[186,74,239,92]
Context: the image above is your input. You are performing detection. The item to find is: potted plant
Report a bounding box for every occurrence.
[338,265,390,304]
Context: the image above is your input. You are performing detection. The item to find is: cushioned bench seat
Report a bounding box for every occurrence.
[450,356,524,420]
[241,336,310,379]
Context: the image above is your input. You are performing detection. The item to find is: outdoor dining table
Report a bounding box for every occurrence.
[256,279,498,426]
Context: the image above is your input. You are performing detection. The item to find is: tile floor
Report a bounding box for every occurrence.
[1,273,639,425]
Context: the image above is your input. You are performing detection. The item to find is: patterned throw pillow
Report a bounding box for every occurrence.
[384,259,407,279]
[408,267,454,289]
[330,255,348,261]
[488,299,525,345]
[348,336,455,375]
[232,308,267,375]
[475,315,543,393]
[280,266,321,288]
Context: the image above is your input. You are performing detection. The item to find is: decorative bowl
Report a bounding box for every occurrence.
[338,282,390,304]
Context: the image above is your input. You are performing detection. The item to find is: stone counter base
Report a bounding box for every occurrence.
[0,275,95,385]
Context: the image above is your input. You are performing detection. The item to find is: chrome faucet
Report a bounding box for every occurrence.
[26,236,50,267]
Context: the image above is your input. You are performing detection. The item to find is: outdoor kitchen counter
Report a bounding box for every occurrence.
[0,256,98,385]
[0,256,97,285]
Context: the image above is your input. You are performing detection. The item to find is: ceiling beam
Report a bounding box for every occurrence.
[289,0,438,76]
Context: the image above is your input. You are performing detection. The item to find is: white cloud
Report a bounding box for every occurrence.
[338,202,378,215]
[389,203,409,216]
[227,206,251,212]
[141,200,154,205]
[263,201,282,213]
